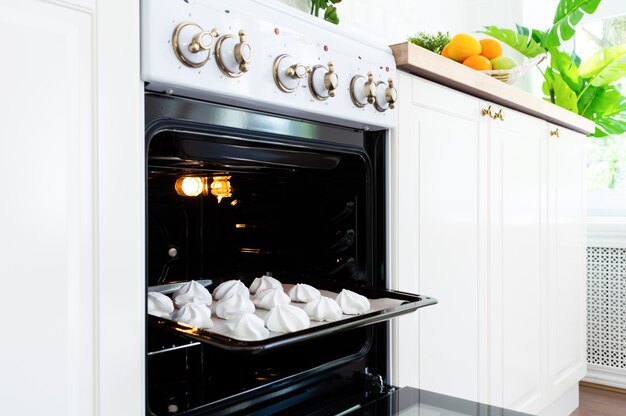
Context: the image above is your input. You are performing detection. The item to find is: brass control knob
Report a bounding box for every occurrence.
[309,61,339,100]
[215,29,252,77]
[386,79,398,109]
[273,54,310,93]
[364,72,377,104]
[350,71,378,108]
[172,22,219,68]
[374,78,398,112]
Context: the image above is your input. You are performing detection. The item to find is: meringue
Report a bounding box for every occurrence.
[172,280,212,308]
[304,296,342,322]
[265,304,310,333]
[215,293,255,319]
[335,289,370,315]
[288,283,321,303]
[147,292,175,318]
[226,313,270,341]
[249,274,282,294]
[253,287,291,310]
[171,303,213,329]
[212,280,249,300]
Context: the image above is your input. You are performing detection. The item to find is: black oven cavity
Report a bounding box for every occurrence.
[145,93,392,415]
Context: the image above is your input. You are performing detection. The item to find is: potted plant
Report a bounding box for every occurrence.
[481,0,626,138]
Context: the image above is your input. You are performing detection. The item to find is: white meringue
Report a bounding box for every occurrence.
[212,280,249,300]
[288,283,321,303]
[253,287,291,310]
[304,296,343,322]
[171,303,213,329]
[265,304,310,333]
[249,274,282,294]
[335,289,370,315]
[147,292,175,318]
[226,313,270,341]
[215,293,255,319]
[172,280,212,308]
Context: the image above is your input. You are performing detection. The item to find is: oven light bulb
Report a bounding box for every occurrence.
[210,176,233,203]
[175,177,204,197]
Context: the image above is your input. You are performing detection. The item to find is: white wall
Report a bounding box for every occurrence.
[276,0,552,46]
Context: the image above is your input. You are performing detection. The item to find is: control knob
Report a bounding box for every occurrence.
[374,79,398,112]
[350,72,377,108]
[172,22,219,68]
[308,61,339,100]
[273,54,310,93]
[215,30,252,77]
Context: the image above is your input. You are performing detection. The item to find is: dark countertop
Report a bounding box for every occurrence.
[346,386,532,416]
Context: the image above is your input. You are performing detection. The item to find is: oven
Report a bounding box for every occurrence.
[141,0,437,414]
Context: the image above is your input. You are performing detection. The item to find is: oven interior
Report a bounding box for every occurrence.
[146,111,389,415]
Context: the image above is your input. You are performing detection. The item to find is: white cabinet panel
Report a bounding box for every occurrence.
[395,72,421,389]
[547,125,587,398]
[0,2,93,415]
[417,107,480,402]
[487,107,546,412]
[396,74,482,401]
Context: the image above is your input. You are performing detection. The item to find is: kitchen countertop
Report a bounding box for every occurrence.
[390,42,595,135]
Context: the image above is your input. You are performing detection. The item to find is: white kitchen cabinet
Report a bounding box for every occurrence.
[0,1,143,416]
[394,72,486,402]
[0,2,93,414]
[546,124,587,409]
[485,103,547,413]
[393,72,587,415]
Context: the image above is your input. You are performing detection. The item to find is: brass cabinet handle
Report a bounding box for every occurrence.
[550,128,560,138]
[481,106,504,121]
[481,105,494,118]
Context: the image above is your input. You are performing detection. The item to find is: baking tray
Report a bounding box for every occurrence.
[147,277,437,353]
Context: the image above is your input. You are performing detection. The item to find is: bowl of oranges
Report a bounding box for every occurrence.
[441,34,545,84]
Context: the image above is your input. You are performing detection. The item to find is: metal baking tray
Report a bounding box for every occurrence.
[147,277,437,353]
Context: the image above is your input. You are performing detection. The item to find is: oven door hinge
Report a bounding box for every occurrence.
[359,369,396,396]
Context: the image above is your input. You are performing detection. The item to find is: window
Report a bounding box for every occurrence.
[575,15,626,218]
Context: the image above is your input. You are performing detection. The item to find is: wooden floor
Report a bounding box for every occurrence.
[571,384,626,416]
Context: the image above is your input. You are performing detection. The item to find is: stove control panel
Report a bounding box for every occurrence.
[141,0,398,129]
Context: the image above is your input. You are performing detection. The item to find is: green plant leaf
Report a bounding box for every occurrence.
[550,48,582,92]
[578,85,620,118]
[578,86,626,137]
[546,71,579,113]
[407,32,451,55]
[479,26,546,58]
[324,5,339,24]
[594,113,626,137]
[579,44,626,87]
[542,0,602,49]
[515,24,545,44]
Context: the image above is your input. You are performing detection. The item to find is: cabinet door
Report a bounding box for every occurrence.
[547,125,587,402]
[486,103,547,413]
[0,2,93,415]
[394,74,485,402]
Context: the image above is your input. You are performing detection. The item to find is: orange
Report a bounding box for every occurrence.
[441,44,450,58]
[463,55,492,71]
[479,38,503,60]
[447,34,482,62]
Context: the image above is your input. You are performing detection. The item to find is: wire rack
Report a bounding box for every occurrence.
[481,54,546,84]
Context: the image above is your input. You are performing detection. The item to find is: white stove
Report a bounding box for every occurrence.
[141,0,398,129]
